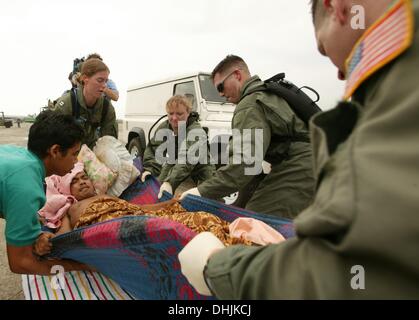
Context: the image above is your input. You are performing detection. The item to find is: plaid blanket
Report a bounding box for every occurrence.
[23,159,295,300]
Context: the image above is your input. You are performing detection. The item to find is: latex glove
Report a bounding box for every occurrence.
[141,170,152,182]
[33,232,54,256]
[178,232,225,296]
[158,182,173,199]
[262,161,272,174]
[180,187,201,200]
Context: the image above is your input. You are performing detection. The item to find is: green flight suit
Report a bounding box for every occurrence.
[54,86,118,149]
[197,76,315,219]
[205,0,419,299]
[142,117,215,192]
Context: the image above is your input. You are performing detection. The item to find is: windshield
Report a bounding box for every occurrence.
[199,74,228,103]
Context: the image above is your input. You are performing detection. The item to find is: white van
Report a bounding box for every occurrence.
[122,72,235,162]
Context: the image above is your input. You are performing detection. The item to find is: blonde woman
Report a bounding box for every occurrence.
[142,95,215,198]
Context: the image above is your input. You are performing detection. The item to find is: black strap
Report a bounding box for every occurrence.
[70,88,109,128]
[70,88,80,119]
[241,74,320,165]
[148,114,168,143]
[101,97,109,127]
[242,73,322,126]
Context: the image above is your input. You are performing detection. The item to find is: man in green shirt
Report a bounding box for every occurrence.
[179,0,419,298]
[0,110,92,275]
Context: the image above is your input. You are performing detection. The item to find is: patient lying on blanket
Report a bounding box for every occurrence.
[34,167,252,256]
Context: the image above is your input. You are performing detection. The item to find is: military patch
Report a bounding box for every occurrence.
[59,101,65,106]
[344,0,414,100]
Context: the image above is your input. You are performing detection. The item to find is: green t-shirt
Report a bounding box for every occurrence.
[0,145,45,246]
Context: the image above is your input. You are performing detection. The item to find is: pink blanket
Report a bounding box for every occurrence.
[229,217,285,245]
[38,162,84,229]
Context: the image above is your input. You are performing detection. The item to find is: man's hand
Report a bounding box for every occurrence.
[141,171,152,183]
[158,182,173,199]
[178,232,225,296]
[180,187,201,200]
[33,232,54,256]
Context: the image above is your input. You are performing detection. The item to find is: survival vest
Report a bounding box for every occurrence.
[69,88,109,130]
[242,73,322,165]
[242,73,322,126]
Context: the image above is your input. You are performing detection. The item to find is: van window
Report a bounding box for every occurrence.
[199,74,228,103]
[174,81,197,111]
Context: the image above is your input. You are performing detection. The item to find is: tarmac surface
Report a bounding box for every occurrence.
[0,121,193,300]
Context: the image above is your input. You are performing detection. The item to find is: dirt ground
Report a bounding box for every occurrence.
[0,121,194,300]
[0,122,30,147]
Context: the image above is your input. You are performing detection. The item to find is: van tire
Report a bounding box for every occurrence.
[128,137,144,158]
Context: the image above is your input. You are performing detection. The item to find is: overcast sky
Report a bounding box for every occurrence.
[0,0,344,119]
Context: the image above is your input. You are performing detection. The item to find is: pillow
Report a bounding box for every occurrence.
[78,144,118,195]
[93,136,140,197]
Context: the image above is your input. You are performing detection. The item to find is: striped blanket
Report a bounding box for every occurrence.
[22,271,135,300]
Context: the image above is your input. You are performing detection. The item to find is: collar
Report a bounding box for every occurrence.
[77,85,101,109]
[239,75,263,99]
[344,0,414,100]
[29,150,46,180]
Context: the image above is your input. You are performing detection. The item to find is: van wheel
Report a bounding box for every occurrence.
[128,138,144,158]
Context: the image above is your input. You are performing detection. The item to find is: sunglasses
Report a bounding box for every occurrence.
[216,70,237,93]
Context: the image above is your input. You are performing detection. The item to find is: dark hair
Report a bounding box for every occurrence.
[86,53,103,61]
[211,54,250,79]
[28,110,84,159]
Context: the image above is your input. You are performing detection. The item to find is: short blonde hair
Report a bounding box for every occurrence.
[166,95,192,113]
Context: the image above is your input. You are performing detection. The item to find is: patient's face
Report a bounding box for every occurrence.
[70,172,96,201]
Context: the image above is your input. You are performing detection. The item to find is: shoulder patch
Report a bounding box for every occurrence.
[344,0,414,99]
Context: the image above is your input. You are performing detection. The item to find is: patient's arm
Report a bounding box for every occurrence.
[33,213,73,256]
[55,213,73,236]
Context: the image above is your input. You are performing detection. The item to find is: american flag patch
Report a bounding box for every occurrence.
[344,0,414,100]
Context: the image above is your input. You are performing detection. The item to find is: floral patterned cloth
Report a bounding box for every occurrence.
[75,198,250,246]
